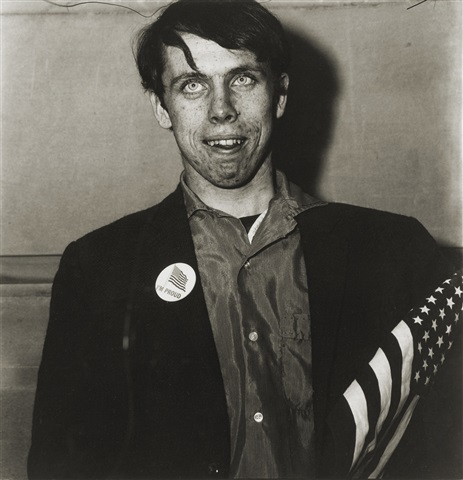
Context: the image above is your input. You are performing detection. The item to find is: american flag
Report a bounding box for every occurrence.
[327,272,462,478]
[168,265,188,292]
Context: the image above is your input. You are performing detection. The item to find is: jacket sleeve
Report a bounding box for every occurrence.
[384,221,462,479]
[320,210,461,479]
[359,217,461,478]
[28,241,90,479]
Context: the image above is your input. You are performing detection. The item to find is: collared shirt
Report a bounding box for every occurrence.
[182,171,323,478]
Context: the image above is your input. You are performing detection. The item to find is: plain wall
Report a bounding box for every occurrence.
[2,0,461,256]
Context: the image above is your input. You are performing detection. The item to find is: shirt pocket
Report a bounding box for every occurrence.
[280,313,313,411]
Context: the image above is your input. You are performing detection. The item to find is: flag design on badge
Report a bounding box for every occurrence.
[155,263,196,303]
[327,272,462,479]
[168,265,188,292]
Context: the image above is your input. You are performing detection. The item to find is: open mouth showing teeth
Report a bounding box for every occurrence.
[204,138,245,148]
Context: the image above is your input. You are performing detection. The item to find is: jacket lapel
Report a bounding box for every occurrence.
[128,186,230,476]
[134,186,224,364]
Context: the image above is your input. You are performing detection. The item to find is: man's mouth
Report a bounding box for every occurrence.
[203,137,246,150]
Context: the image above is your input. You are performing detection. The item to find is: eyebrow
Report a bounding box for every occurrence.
[228,65,267,77]
[169,71,208,89]
[168,64,268,89]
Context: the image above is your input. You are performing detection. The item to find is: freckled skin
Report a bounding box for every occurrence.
[150,34,288,193]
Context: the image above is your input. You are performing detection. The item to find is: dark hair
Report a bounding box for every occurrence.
[135,0,290,102]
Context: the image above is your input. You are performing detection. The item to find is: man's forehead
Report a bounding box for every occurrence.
[162,33,265,79]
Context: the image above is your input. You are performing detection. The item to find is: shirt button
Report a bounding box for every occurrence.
[253,412,264,423]
[244,260,251,269]
[248,331,258,342]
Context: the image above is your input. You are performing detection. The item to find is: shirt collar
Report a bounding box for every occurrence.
[180,170,324,219]
[181,172,222,219]
[271,170,323,218]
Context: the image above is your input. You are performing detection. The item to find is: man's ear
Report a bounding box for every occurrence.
[275,73,289,119]
[149,93,172,130]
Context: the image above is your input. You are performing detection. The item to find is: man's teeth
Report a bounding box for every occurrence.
[206,139,244,147]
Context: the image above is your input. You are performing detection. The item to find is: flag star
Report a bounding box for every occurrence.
[447,298,455,309]
[455,313,460,323]
[428,348,434,359]
[431,320,438,331]
[436,336,444,348]
[455,286,462,298]
[425,376,430,385]
[433,364,438,374]
[441,354,446,364]
[420,305,430,315]
[418,342,423,353]
[439,309,445,319]
[423,359,428,370]
[423,331,430,342]
[443,279,451,284]
[413,316,424,325]
[448,340,453,350]
[446,324,452,335]
[414,371,421,382]
[427,295,437,304]
[436,287,444,294]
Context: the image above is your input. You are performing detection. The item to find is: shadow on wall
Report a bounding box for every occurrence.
[273,29,340,198]
[273,29,463,270]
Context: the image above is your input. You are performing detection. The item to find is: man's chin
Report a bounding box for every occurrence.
[208,174,253,190]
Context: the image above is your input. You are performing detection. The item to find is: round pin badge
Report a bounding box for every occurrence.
[155,263,197,302]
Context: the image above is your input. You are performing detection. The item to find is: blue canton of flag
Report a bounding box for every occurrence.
[168,265,188,292]
[411,278,461,394]
[327,272,462,479]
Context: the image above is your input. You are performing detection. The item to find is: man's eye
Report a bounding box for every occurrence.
[183,81,206,94]
[233,75,255,87]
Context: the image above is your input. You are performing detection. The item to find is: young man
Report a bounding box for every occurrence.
[28,0,461,478]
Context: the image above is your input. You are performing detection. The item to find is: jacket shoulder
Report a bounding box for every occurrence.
[299,201,453,310]
[76,204,158,247]
[59,187,185,276]
[70,187,183,252]
[312,201,420,224]
[302,201,430,242]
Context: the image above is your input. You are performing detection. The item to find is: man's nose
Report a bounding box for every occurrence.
[208,88,239,124]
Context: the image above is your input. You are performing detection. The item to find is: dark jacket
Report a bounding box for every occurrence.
[28,187,458,479]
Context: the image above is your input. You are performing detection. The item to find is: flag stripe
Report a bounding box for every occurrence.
[391,321,414,417]
[356,361,381,453]
[376,331,403,441]
[345,324,411,474]
[168,266,188,291]
[169,276,186,287]
[169,277,186,291]
[367,395,420,478]
[365,347,392,453]
[343,380,369,470]
[362,323,421,477]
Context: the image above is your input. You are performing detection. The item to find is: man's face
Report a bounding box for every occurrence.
[151,33,288,189]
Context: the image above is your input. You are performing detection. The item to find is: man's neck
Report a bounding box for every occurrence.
[184,161,275,218]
